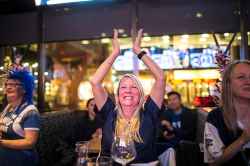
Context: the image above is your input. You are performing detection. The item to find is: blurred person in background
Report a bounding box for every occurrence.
[85,98,103,140]
[158,91,197,166]
[204,60,250,166]
[0,69,40,166]
[87,98,97,121]
[159,91,197,150]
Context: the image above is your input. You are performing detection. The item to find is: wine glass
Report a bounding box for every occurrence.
[75,141,89,166]
[111,135,137,166]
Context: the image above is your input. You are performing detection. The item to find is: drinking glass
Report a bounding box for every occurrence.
[111,136,136,166]
[75,141,89,166]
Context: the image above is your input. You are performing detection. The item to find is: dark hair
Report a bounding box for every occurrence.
[86,98,94,107]
[7,69,35,103]
[167,91,181,99]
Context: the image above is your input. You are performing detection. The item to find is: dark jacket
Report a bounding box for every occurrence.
[158,106,197,146]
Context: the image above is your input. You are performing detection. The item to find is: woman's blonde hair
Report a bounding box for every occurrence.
[114,74,145,143]
[222,60,250,133]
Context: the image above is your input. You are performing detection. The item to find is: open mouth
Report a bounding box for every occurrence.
[6,90,15,93]
[6,90,16,96]
[124,96,133,100]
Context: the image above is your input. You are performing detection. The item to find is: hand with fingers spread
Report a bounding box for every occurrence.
[132,29,143,55]
[111,29,120,57]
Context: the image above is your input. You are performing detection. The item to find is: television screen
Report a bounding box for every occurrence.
[189,48,217,68]
[112,47,219,71]
[162,48,189,69]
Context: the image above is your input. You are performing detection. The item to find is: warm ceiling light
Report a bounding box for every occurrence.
[32,63,39,68]
[196,12,203,18]
[122,34,128,37]
[162,35,170,41]
[200,38,207,42]
[174,69,220,80]
[101,33,106,37]
[45,82,50,87]
[181,38,188,43]
[101,38,111,43]
[142,36,151,42]
[181,35,189,39]
[78,81,93,101]
[81,40,90,45]
[224,33,229,37]
[23,62,29,67]
[118,29,125,33]
[201,34,209,38]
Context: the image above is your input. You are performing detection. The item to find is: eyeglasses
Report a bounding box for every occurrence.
[4,82,22,88]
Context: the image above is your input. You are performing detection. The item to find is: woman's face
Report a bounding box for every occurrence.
[5,79,24,103]
[231,63,250,100]
[88,99,96,117]
[88,99,95,114]
[118,77,140,109]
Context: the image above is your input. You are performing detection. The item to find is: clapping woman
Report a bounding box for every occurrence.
[90,29,165,164]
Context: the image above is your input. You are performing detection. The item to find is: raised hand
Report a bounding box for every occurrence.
[112,29,120,56]
[132,29,143,55]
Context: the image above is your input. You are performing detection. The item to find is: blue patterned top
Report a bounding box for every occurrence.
[0,102,40,166]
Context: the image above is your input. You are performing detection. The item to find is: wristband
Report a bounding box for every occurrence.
[137,51,147,59]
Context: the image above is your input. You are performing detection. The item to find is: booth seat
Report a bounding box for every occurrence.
[36,110,91,166]
[175,109,208,166]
